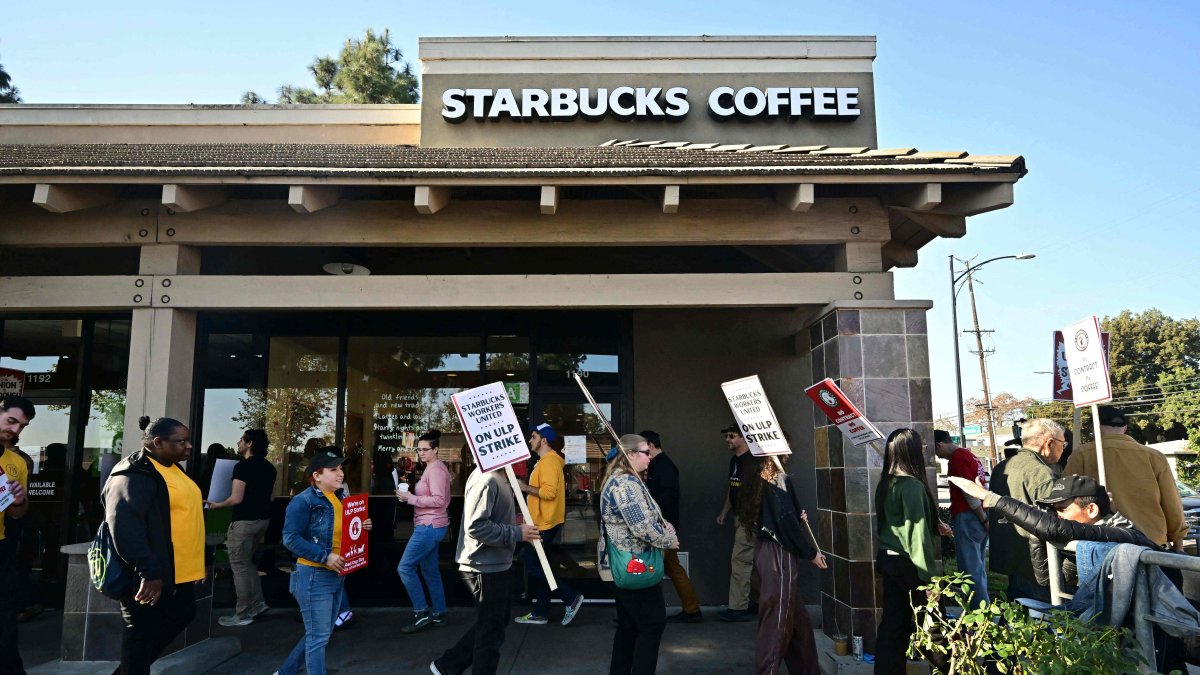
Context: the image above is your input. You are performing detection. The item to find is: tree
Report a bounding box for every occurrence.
[243,28,419,105]
[961,392,1040,428]
[0,54,21,103]
[1103,309,1200,448]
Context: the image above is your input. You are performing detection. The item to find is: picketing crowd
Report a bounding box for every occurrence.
[2,391,1197,675]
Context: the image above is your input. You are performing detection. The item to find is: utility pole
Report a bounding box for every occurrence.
[963,261,1000,462]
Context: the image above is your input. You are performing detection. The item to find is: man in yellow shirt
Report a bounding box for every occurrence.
[1,395,36,675]
[514,423,585,626]
[1064,406,1187,551]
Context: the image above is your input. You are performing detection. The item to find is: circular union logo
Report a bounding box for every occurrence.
[349,516,363,540]
[819,390,838,407]
[1073,330,1089,352]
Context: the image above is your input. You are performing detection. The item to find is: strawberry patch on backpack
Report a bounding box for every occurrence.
[626,556,654,575]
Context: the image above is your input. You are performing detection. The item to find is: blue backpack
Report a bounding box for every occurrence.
[88,521,135,599]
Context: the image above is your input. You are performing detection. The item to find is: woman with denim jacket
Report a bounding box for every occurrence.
[276,449,372,675]
[600,434,679,675]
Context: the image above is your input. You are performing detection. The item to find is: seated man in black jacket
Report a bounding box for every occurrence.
[950,473,1154,589]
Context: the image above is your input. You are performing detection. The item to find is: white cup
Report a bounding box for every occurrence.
[397,482,409,494]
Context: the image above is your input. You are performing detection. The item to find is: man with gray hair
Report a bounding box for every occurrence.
[988,418,1065,601]
[1065,406,1186,552]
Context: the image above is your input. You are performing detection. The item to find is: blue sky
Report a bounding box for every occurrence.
[3,1,1198,420]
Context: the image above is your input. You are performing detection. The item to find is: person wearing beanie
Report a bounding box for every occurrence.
[514,423,586,626]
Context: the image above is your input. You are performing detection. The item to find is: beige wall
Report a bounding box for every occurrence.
[632,307,819,604]
[420,36,877,148]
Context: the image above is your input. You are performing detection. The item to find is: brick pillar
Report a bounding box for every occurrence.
[808,301,934,654]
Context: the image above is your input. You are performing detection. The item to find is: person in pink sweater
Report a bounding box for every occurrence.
[396,429,452,633]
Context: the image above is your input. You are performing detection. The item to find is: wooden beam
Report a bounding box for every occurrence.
[540,186,559,215]
[32,184,118,213]
[774,183,815,212]
[151,272,894,310]
[936,183,1014,216]
[414,186,450,214]
[895,209,967,238]
[0,199,158,246]
[661,185,680,214]
[832,242,883,272]
[0,276,152,310]
[288,185,341,213]
[159,197,891,247]
[882,242,919,268]
[732,246,812,272]
[884,183,941,211]
[162,184,229,213]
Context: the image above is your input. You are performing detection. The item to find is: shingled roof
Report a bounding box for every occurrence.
[0,142,1025,179]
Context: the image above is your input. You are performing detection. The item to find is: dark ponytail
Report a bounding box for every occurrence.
[141,416,186,445]
[418,429,441,449]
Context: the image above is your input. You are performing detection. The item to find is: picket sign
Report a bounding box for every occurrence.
[1061,316,1113,485]
[340,494,369,575]
[450,381,556,590]
[0,466,15,512]
[721,375,822,555]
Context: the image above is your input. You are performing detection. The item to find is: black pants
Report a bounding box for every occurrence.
[114,582,196,675]
[610,582,666,675]
[436,570,512,675]
[874,552,949,675]
[0,541,25,675]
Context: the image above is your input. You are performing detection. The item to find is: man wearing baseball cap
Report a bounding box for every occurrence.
[715,424,756,622]
[1064,406,1186,552]
[514,423,585,626]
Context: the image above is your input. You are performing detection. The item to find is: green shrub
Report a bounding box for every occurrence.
[909,573,1145,674]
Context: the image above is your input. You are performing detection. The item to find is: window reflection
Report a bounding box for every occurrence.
[537,333,619,388]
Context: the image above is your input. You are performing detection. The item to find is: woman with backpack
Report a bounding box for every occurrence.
[600,434,679,675]
[736,455,827,675]
[276,447,372,675]
[102,416,205,675]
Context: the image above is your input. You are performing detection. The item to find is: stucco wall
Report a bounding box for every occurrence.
[632,307,819,605]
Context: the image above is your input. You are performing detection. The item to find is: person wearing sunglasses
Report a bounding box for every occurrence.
[715,424,756,622]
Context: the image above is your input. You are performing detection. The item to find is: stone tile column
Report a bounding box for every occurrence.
[808,300,934,654]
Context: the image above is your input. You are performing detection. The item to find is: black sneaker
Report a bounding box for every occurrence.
[431,611,447,626]
[667,610,702,623]
[403,610,433,634]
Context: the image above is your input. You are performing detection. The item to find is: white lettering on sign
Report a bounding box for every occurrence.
[442,85,859,122]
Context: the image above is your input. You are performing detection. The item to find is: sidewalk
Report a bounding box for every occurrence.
[211,605,757,674]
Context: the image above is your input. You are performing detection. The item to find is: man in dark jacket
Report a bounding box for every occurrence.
[641,430,701,623]
[952,474,1154,588]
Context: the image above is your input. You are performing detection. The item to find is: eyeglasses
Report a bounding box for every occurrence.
[1050,437,1066,446]
[629,449,651,456]
[724,434,739,440]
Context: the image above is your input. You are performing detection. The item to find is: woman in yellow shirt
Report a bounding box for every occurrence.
[102,416,205,675]
[278,449,371,675]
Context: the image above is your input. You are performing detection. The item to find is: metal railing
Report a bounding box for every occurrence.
[1043,540,1200,668]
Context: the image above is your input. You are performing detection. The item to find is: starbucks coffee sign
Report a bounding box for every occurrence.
[441,85,861,123]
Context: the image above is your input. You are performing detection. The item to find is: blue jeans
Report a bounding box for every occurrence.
[280,564,344,675]
[398,525,448,614]
[521,524,580,618]
[952,512,989,609]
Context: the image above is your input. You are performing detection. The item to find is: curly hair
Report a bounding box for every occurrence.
[735,455,774,535]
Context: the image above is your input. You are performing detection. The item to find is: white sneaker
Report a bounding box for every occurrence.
[218,614,253,627]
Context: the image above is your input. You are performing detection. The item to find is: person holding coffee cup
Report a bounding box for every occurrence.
[396,430,452,633]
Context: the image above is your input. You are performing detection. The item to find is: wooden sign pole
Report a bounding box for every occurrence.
[504,464,557,591]
[1091,403,1106,486]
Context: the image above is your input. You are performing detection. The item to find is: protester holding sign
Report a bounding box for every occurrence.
[739,455,826,675]
[873,429,947,675]
[103,416,205,675]
[431,464,539,675]
[601,434,679,675]
[396,429,451,634]
[278,450,373,675]
[0,396,34,675]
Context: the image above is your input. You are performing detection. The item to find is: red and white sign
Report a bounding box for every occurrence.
[0,466,18,512]
[339,494,369,575]
[452,381,531,473]
[0,368,24,397]
[1053,330,1110,402]
[804,378,883,446]
[721,375,791,457]
[1060,316,1113,408]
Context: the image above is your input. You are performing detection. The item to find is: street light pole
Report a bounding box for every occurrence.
[947,253,1035,458]
[949,256,966,444]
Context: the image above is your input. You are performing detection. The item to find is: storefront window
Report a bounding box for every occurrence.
[536,334,620,388]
